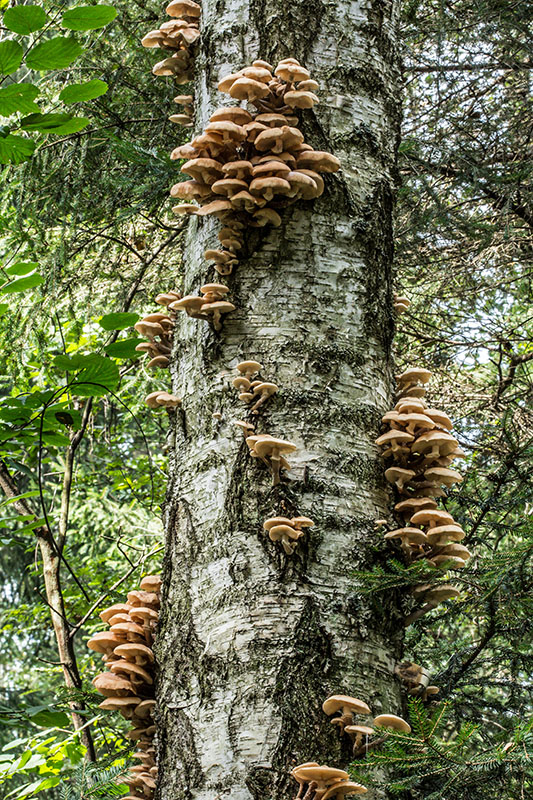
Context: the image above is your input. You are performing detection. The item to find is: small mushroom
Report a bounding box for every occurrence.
[322,695,371,733]
[373,714,411,733]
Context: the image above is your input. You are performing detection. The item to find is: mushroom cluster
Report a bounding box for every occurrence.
[376,368,471,623]
[291,764,367,800]
[263,515,313,555]
[135,297,179,372]
[171,93,194,127]
[321,694,411,757]
[395,660,440,701]
[170,282,235,331]
[393,294,409,314]
[171,57,340,277]
[87,575,161,800]
[245,433,297,485]
[141,0,200,84]
[233,360,278,413]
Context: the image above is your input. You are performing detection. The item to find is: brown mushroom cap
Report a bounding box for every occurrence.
[322,695,371,716]
[254,437,297,458]
[297,151,341,172]
[396,367,432,387]
[410,509,455,528]
[99,696,141,716]
[114,643,154,666]
[236,360,262,376]
[373,714,411,733]
[263,517,294,531]
[294,765,350,786]
[210,106,253,125]
[92,672,135,697]
[322,782,368,799]
[87,631,123,653]
[128,590,160,608]
[344,724,375,737]
[394,498,438,516]
[384,528,428,545]
[424,467,463,487]
[110,659,154,685]
[99,603,131,624]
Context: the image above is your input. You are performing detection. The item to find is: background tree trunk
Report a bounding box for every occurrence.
[155,0,403,797]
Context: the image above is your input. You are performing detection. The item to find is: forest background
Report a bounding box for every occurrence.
[0,0,531,798]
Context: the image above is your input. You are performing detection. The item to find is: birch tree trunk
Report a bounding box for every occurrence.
[155,0,403,797]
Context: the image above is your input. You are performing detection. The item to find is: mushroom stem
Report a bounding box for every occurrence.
[403,602,437,627]
[271,452,281,485]
[352,734,388,759]
[302,782,319,800]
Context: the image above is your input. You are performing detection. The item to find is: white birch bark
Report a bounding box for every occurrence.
[155,1,403,797]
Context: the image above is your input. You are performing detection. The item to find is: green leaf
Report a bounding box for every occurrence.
[0,84,40,116]
[5,261,39,276]
[61,4,117,31]
[99,311,139,331]
[19,111,89,134]
[59,78,108,104]
[41,430,70,446]
[26,37,83,70]
[71,355,119,397]
[0,303,8,316]
[20,112,72,131]
[105,337,143,358]
[0,40,23,75]
[3,5,49,35]
[45,116,89,134]
[0,133,35,164]
[30,710,70,727]
[0,272,43,293]
[0,490,40,507]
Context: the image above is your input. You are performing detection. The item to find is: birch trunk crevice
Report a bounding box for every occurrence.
[155,1,403,797]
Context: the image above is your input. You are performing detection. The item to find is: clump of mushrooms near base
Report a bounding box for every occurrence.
[88,575,161,800]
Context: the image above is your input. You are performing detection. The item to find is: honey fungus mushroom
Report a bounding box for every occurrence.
[291,764,358,800]
[252,437,297,485]
[322,695,371,733]
[373,713,411,733]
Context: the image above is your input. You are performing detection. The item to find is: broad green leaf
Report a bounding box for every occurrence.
[0,133,36,164]
[59,78,108,103]
[43,116,89,134]
[0,302,8,316]
[0,490,40,507]
[26,37,83,70]
[105,337,143,358]
[0,40,23,75]
[41,430,70,446]
[61,4,117,31]
[30,710,70,728]
[20,112,90,134]
[3,5,49,34]
[0,84,40,116]
[99,311,139,330]
[5,261,39,276]
[20,112,73,131]
[71,355,119,397]
[0,272,43,293]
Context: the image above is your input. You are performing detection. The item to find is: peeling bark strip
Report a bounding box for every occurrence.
[156,0,403,798]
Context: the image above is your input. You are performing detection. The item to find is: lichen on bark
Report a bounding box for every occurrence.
[155,0,403,797]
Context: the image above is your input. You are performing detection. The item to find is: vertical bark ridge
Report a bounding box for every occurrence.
[156,0,403,797]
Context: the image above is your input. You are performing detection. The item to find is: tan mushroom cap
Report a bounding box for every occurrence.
[139,575,162,593]
[426,525,465,544]
[431,555,467,569]
[87,631,123,653]
[424,408,453,430]
[285,89,319,108]
[128,590,160,608]
[114,642,154,666]
[424,467,463,487]
[110,660,153,685]
[236,360,262,376]
[396,367,432,387]
[322,782,368,799]
[394,497,438,516]
[375,430,414,449]
[297,151,341,172]
[322,695,371,717]
[136,699,156,719]
[395,397,427,413]
[438,543,471,560]
[165,0,201,17]
[99,603,131,624]
[397,412,435,435]
[424,584,461,603]
[291,762,320,781]
[291,516,315,529]
[254,437,297,458]
[229,77,271,100]
[345,724,375,737]
[263,517,293,531]
[210,107,253,125]
[99,696,141,715]
[384,528,428,545]
[129,606,159,625]
[294,765,350,786]
[384,467,416,491]
[373,713,411,733]
[411,430,458,457]
[410,509,455,529]
[92,672,135,697]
